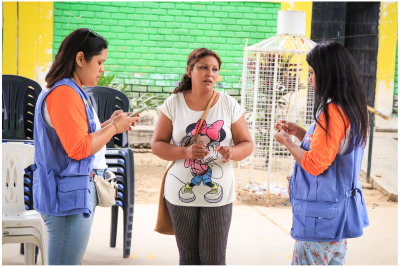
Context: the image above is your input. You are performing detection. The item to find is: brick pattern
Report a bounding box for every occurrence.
[53,1,281,101]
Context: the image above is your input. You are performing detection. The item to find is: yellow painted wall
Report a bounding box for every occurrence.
[280,2,313,39]
[375,1,398,128]
[2,2,53,87]
[37,2,54,86]
[3,2,18,75]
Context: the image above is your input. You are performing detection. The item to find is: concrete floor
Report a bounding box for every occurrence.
[361,132,398,197]
[3,132,398,265]
[3,203,397,265]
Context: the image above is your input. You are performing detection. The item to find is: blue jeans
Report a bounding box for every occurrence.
[191,167,212,186]
[41,169,104,265]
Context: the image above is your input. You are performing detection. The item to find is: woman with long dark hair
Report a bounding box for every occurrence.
[33,28,139,264]
[274,41,369,265]
[151,48,253,265]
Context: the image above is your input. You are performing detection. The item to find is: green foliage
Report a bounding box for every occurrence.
[129,93,169,115]
[97,72,129,91]
[97,72,115,87]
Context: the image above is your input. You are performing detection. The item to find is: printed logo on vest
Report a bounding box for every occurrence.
[304,134,313,144]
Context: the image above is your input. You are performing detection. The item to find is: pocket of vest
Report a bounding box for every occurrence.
[292,161,338,203]
[293,201,337,239]
[58,176,90,212]
[316,161,337,202]
[292,162,310,201]
[60,158,92,177]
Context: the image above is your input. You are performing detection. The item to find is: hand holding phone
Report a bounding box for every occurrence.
[128,106,147,117]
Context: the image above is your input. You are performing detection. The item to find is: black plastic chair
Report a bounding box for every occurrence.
[105,148,135,258]
[2,75,42,140]
[85,86,130,148]
[85,86,135,258]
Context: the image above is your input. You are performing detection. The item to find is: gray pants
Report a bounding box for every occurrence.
[166,199,233,265]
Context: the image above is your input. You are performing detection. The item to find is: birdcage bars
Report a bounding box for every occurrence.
[238,34,316,204]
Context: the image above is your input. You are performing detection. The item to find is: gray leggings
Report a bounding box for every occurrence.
[166,199,233,265]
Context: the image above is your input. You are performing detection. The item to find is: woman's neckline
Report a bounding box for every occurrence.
[182,90,221,113]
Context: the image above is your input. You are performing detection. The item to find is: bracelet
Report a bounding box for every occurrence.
[112,122,118,133]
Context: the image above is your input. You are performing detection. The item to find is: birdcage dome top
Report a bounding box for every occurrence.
[245,35,316,54]
[245,11,316,54]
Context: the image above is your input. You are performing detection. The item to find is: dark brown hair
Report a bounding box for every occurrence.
[173,48,222,94]
[45,28,108,88]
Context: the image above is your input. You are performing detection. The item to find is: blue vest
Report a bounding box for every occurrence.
[32,78,96,218]
[290,103,369,242]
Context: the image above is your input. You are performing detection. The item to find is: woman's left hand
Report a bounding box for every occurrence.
[274,129,291,146]
[215,146,233,163]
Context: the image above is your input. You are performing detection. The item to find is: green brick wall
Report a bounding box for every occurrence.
[393,39,398,117]
[53,1,280,101]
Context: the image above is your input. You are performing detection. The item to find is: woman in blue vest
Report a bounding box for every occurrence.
[32,28,139,265]
[274,41,369,265]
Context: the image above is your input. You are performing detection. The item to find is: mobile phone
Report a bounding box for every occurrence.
[128,106,148,117]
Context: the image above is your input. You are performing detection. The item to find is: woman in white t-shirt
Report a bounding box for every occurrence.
[151,48,253,265]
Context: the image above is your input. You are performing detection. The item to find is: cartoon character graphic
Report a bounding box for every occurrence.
[176,119,226,203]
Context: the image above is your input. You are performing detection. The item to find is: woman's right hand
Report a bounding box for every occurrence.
[275,120,298,136]
[112,113,139,134]
[184,143,209,160]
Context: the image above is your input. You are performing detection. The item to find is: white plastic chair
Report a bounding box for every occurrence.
[2,143,48,265]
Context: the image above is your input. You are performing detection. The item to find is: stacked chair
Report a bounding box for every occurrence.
[2,76,136,260]
[2,75,41,142]
[2,75,46,264]
[85,86,136,258]
[2,143,48,265]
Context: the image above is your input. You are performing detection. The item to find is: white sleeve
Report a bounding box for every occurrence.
[157,94,176,121]
[228,95,246,123]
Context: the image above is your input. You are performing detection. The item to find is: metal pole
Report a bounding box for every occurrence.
[250,52,261,183]
[238,47,249,181]
[266,53,280,206]
[366,111,375,183]
[290,54,300,172]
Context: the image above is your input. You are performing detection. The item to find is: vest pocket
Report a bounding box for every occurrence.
[60,158,92,177]
[47,170,57,211]
[292,201,337,239]
[316,160,337,202]
[292,162,311,201]
[292,161,338,203]
[58,176,90,212]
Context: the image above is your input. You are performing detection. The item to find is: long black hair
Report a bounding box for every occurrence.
[45,28,108,88]
[306,41,368,148]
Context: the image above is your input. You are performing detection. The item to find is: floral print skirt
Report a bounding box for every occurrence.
[292,239,347,265]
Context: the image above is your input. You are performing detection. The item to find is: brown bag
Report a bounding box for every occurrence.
[154,90,218,235]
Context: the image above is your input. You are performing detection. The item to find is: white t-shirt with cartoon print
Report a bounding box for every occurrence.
[158,92,245,207]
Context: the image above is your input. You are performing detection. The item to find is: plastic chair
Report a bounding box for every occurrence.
[2,143,48,265]
[3,127,38,261]
[84,87,135,258]
[105,148,135,258]
[2,75,42,140]
[85,86,130,148]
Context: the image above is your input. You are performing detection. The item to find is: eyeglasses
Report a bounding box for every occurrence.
[77,29,98,52]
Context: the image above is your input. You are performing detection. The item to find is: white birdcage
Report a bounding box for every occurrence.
[238,11,317,203]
